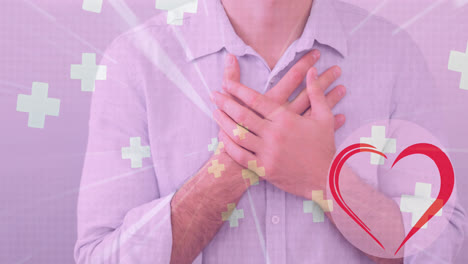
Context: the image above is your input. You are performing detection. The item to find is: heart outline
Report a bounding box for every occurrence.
[328,143,454,255]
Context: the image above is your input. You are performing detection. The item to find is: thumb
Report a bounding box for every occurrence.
[221,54,244,106]
[306,67,328,117]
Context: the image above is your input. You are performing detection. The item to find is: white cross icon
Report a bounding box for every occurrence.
[400,182,442,229]
[221,203,244,228]
[121,137,151,168]
[156,0,198,25]
[360,125,396,165]
[448,41,468,90]
[208,137,223,155]
[16,82,60,129]
[208,138,219,152]
[303,190,333,223]
[82,0,103,13]
[71,53,107,92]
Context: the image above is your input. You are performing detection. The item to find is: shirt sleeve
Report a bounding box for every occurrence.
[381,31,466,263]
[73,34,175,264]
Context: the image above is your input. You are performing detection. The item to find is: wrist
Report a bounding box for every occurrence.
[202,152,249,199]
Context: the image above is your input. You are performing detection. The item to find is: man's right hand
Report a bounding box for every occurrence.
[217,50,346,173]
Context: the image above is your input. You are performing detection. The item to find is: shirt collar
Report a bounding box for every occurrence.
[180,0,348,62]
[295,0,348,58]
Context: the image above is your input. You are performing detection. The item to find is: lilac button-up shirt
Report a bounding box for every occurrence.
[74,0,465,263]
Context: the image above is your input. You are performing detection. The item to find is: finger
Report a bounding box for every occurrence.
[286,66,342,115]
[223,54,240,82]
[303,109,346,131]
[213,109,260,152]
[212,91,266,135]
[316,65,342,93]
[222,79,280,118]
[220,54,241,103]
[325,85,346,109]
[218,129,257,169]
[306,67,329,116]
[267,49,320,103]
[334,114,346,131]
[285,88,309,114]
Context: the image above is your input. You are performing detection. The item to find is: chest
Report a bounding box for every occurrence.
[144,50,395,194]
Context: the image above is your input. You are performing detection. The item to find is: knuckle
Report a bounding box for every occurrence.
[322,112,335,123]
[249,93,260,109]
[232,132,243,145]
[220,97,229,111]
[277,113,292,127]
[289,68,303,83]
[221,137,231,153]
[238,153,250,167]
[226,71,236,80]
[268,105,284,119]
[327,92,340,105]
[236,110,247,124]
[325,71,336,83]
[231,82,241,93]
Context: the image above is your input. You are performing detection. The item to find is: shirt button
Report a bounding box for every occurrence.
[271,215,280,224]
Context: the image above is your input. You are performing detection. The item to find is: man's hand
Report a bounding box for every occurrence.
[212,55,405,264]
[170,49,327,263]
[211,62,346,198]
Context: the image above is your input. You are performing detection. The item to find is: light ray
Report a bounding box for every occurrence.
[108,0,212,118]
[413,245,450,264]
[443,148,468,153]
[0,165,155,218]
[101,195,173,261]
[392,0,446,35]
[13,255,32,264]
[119,213,172,262]
[101,3,270,263]
[45,39,80,58]
[0,80,33,92]
[20,0,117,64]
[245,186,271,264]
[0,88,18,95]
[22,0,55,22]
[171,26,213,103]
[202,0,209,16]
[350,0,389,35]
[453,0,468,8]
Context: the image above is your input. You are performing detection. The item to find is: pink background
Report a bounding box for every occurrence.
[0,0,467,263]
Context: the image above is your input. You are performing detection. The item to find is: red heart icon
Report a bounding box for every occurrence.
[328,143,454,255]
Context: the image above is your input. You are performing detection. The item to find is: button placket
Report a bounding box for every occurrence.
[266,183,287,264]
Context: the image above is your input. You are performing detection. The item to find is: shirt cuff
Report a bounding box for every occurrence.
[117,192,176,263]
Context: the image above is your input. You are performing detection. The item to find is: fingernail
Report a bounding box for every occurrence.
[333,67,341,78]
[210,92,215,102]
[312,49,320,59]
[339,86,346,97]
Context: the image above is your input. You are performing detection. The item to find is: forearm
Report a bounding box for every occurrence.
[317,165,405,264]
[170,152,248,264]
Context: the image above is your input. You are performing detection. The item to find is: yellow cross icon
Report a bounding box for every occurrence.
[242,160,265,186]
[208,159,225,178]
[233,123,249,140]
